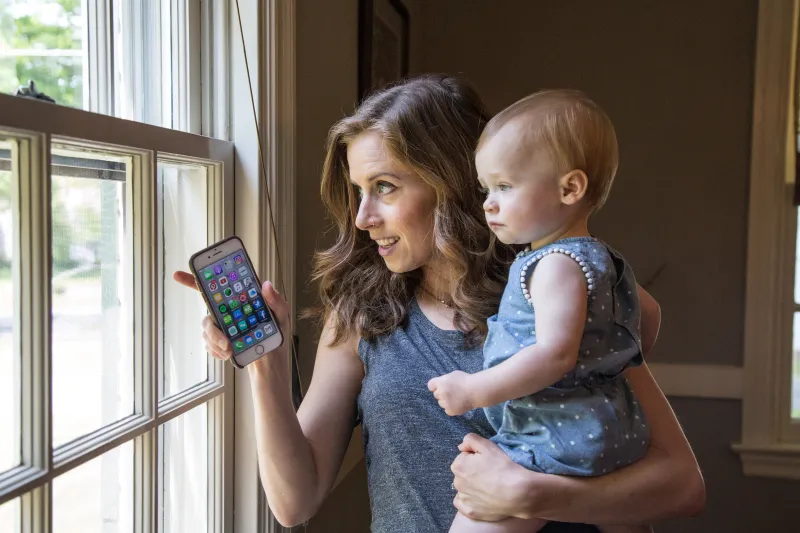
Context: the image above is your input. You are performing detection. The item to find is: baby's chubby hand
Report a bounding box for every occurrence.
[427,371,475,416]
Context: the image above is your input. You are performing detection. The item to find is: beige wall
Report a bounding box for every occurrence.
[294,1,797,532]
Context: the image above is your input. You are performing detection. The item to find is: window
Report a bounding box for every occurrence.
[0,77,233,532]
[734,0,800,479]
[0,0,211,133]
[1,0,296,531]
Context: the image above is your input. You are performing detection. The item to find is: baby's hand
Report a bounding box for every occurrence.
[427,371,474,416]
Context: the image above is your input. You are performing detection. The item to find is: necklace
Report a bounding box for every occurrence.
[419,284,454,309]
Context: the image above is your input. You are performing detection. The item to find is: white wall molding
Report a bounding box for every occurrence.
[648,363,744,400]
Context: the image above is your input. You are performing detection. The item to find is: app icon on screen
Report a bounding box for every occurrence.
[254,330,264,340]
[213,293,223,303]
[228,326,238,336]
[253,298,263,310]
[228,299,239,309]
[224,288,233,297]
[247,288,258,298]
[233,309,243,320]
[203,269,213,280]
[219,276,228,286]
[238,266,248,276]
[213,265,223,275]
[243,304,253,315]
[247,315,258,326]
[234,340,245,350]
[244,335,254,345]
[218,304,228,313]
[264,323,275,336]
[229,272,239,282]
[209,280,218,291]
[237,320,248,331]
[222,314,233,325]
[243,277,253,287]
[233,282,243,292]
[257,309,267,321]
[234,255,244,265]
[224,260,233,271]
[239,294,248,303]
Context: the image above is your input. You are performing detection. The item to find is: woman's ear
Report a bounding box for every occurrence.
[559,170,588,206]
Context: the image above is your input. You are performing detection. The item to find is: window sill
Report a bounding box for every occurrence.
[731,443,800,480]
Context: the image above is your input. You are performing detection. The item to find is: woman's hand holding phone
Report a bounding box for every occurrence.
[172,271,292,364]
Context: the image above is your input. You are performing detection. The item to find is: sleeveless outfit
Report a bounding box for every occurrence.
[357,297,600,533]
[483,237,649,476]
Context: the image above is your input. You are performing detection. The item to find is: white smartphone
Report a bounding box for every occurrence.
[189,235,284,368]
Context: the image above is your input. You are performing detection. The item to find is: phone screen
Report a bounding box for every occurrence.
[197,249,278,354]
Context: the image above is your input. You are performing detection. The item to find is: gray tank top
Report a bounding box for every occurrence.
[356,299,599,533]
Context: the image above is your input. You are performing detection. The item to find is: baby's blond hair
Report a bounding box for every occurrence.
[479,89,619,212]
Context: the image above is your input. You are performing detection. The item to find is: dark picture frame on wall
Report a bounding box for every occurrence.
[358,0,410,102]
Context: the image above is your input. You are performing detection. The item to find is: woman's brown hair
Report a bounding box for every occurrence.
[305,74,514,346]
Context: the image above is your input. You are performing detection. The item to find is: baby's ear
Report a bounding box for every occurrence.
[559,170,588,206]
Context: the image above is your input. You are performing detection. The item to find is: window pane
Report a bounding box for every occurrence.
[51,146,134,448]
[0,139,20,473]
[160,161,208,399]
[160,403,207,533]
[0,497,20,533]
[53,440,133,533]
[0,0,85,108]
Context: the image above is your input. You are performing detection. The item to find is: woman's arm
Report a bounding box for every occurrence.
[249,312,364,526]
[451,363,705,524]
[637,285,661,356]
[173,273,364,527]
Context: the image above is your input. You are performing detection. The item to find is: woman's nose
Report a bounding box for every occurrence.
[355,200,380,230]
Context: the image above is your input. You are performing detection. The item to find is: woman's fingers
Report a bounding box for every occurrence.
[261,281,292,336]
[173,270,200,292]
[203,331,231,360]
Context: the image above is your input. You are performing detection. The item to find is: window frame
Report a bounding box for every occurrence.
[734,0,800,480]
[0,92,235,532]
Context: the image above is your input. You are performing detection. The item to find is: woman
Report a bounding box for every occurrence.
[174,75,705,532]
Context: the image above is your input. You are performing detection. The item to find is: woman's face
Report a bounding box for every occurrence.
[348,131,438,274]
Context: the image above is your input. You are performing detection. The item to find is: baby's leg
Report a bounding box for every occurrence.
[449,511,546,533]
[598,524,653,533]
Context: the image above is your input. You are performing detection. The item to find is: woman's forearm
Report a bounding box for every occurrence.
[511,446,704,524]
[511,364,705,525]
[248,356,323,526]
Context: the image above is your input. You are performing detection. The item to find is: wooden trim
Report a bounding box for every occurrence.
[648,363,744,400]
[740,0,800,449]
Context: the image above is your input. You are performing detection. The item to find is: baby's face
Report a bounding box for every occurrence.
[476,121,567,246]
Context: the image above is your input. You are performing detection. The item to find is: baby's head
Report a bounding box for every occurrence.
[476,89,618,246]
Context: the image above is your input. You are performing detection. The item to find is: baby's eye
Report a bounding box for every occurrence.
[478,186,489,196]
[376,181,396,195]
[498,183,512,192]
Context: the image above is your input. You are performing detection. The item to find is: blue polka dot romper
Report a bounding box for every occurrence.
[482,237,650,476]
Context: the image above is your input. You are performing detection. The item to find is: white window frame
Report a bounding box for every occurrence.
[0,90,235,531]
[228,0,296,531]
[733,0,800,480]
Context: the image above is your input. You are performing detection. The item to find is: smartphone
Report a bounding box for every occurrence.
[189,235,284,368]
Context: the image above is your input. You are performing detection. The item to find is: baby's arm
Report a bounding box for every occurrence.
[467,253,587,409]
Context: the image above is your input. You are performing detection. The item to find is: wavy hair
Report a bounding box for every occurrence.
[305,74,515,346]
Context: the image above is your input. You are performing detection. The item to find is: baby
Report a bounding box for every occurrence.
[429,89,659,533]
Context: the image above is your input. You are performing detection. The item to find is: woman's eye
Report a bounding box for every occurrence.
[354,186,364,199]
[376,181,396,195]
